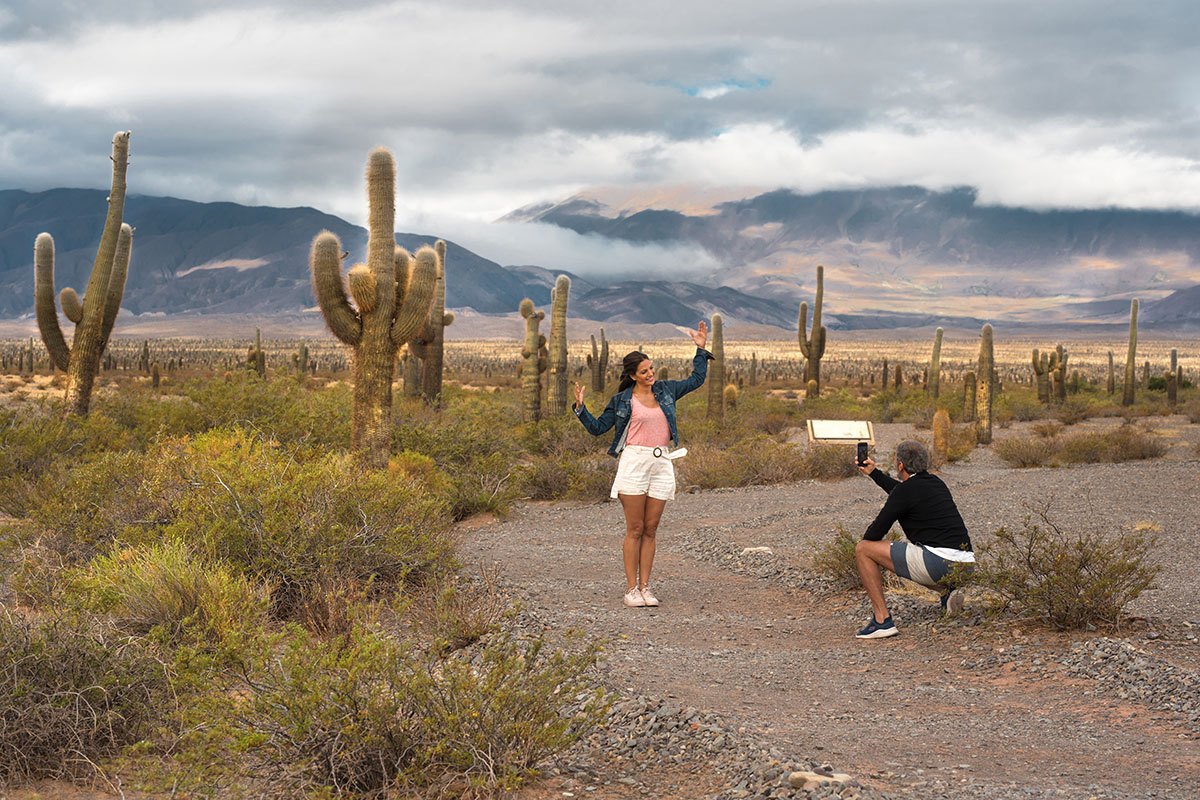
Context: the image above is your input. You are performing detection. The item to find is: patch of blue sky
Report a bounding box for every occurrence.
[652,76,772,99]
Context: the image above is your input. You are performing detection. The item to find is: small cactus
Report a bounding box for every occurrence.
[1168,348,1179,407]
[749,352,758,387]
[963,371,977,423]
[151,361,160,388]
[707,314,726,420]
[798,265,826,395]
[519,299,547,422]
[932,408,950,463]
[546,275,571,416]
[881,358,889,390]
[724,383,739,411]
[1049,344,1068,403]
[417,240,454,404]
[1031,348,1050,403]
[1122,299,1138,406]
[975,324,994,444]
[928,327,943,399]
[894,363,903,389]
[1107,350,1115,395]
[587,329,609,394]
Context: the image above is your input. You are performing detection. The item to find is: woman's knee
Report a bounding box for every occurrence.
[625,520,645,538]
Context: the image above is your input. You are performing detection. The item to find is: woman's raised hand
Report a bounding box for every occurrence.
[689,319,708,348]
[573,381,585,409]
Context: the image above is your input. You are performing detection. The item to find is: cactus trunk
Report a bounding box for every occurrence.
[1032,348,1050,403]
[707,313,726,420]
[1107,351,1115,395]
[932,408,950,463]
[419,240,453,404]
[928,327,943,399]
[546,275,571,416]
[975,324,994,444]
[520,299,547,422]
[1122,299,1138,406]
[797,265,826,396]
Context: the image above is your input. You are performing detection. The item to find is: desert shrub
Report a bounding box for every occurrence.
[407,568,509,657]
[520,454,576,500]
[163,428,455,619]
[811,524,901,590]
[1002,397,1044,423]
[677,436,809,489]
[0,610,171,786]
[801,443,861,480]
[993,435,1059,468]
[0,407,133,517]
[1054,398,1091,425]
[1058,425,1168,464]
[1183,399,1200,424]
[74,539,270,642]
[976,507,1160,630]
[1031,421,1064,438]
[799,388,864,421]
[184,621,606,798]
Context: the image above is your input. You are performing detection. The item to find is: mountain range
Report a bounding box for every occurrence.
[1,186,1198,335]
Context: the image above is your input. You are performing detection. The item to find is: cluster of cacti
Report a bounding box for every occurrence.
[707,313,726,419]
[545,275,571,416]
[798,265,826,396]
[1122,299,1138,406]
[246,328,266,376]
[35,132,134,417]
[309,147,438,467]
[927,327,943,399]
[519,299,547,421]
[587,329,609,394]
[975,324,994,444]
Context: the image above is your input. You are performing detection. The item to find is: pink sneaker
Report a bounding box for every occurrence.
[623,587,646,607]
[639,585,660,607]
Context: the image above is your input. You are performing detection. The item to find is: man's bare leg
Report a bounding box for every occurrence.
[855,539,896,623]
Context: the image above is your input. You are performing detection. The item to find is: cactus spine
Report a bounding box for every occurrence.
[35,132,133,417]
[546,275,571,416]
[418,240,454,404]
[519,299,547,421]
[1032,348,1050,403]
[1122,299,1138,406]
[587,329,609,394]
[798,265,826,396]
[707,314,726,419]
[928,327,943,399]
[975,324,994,444]
[309,147,438,468]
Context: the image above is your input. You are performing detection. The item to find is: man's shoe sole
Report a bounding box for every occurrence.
[856,627,899,639]
[946,590,965,615]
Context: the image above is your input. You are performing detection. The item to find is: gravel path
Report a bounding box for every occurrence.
[461,417,1200,799]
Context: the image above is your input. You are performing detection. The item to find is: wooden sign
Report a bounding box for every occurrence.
[806,420,874,444]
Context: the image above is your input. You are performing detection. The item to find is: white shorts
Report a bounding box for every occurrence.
[610,445,677,501]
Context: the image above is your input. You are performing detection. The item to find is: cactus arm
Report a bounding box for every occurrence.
[814,325,826,360]
[310,231,362,346]
[348,264,378,314]
[443,312,454,326]
[60,288,83,324]
[78,131,129,327]
[34,232,72,372]
[364,148,396,321]
[390,245,438,346]
[98,223,132,351]
[798,301,811,358]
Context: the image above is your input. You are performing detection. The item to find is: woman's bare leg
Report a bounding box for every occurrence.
[639,497,667,588]
[619,493,647,589]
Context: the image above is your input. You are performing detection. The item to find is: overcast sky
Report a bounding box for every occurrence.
[3,1,1199,272]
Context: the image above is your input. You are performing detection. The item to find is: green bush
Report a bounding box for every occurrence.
[811,524,901,590]
[994,426,1167,467]
[993,435,1059,468]
[0,610,171,786]
[162,428,455,619]
[976,507,1160,630]
[182,621,606,798]
[74,539,270,642]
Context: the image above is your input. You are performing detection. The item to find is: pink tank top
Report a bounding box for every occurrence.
[627,394,670,447]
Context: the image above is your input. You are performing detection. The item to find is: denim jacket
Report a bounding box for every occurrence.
[574,347,713,457]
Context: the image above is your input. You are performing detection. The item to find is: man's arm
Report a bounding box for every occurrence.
[863,480,908,541]
[870,468,900,493]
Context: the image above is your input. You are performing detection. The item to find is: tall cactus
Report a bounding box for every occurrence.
[519,299,547,422]
[749,352,758,387]
[247,328,266,376]
[1167,348,1179,407]
[1106,351,1115,395]
[975,324,994,444]
[418,240,454,404]
[587,329,608,394]
[707,313,726,418]
[35,131,133,417]
[881,358,889,390]
[798,265,826,396]
[962,372,977,423]
[927,327,943,399]
[1122,299,1138,406]
[1031,348,1050,403]
[932,408,950,464]
[546,275,571,416]
[309,147,438,468]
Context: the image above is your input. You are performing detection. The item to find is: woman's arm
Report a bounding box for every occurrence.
[575,392,618,436]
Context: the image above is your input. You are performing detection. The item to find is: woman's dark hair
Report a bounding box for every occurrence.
[617,350,650,392]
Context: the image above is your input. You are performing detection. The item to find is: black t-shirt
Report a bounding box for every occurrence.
[863,469,972,552]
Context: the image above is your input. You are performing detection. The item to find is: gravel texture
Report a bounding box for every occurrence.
[463,416,1200,800]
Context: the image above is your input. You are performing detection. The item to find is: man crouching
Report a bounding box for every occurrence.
[854,440,974,639]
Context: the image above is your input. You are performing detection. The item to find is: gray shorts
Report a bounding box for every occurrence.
[890,542,973,589]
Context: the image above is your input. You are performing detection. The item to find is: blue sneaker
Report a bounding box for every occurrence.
[856,615,898,639]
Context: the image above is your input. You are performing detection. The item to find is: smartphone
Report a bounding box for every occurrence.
[856,441,869,467]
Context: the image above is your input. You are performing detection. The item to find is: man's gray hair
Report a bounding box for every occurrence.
[895,440,930,473]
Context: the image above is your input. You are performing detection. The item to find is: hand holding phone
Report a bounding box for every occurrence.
[856,441,869,467]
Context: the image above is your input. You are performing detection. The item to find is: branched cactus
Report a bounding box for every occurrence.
[1049,344,1068,403]
[587,329,608,394]
[707,313,726,419]
[798,265,826,396]
[975,324,994,444]
[519,299,547,422]
[1122,299,1138,406]
[418,240,454,404]
[1031,348,1050,403]
[309,147,438,467]
[928,327,943,399]
[546,275,571,416]
[35,132,134,417]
